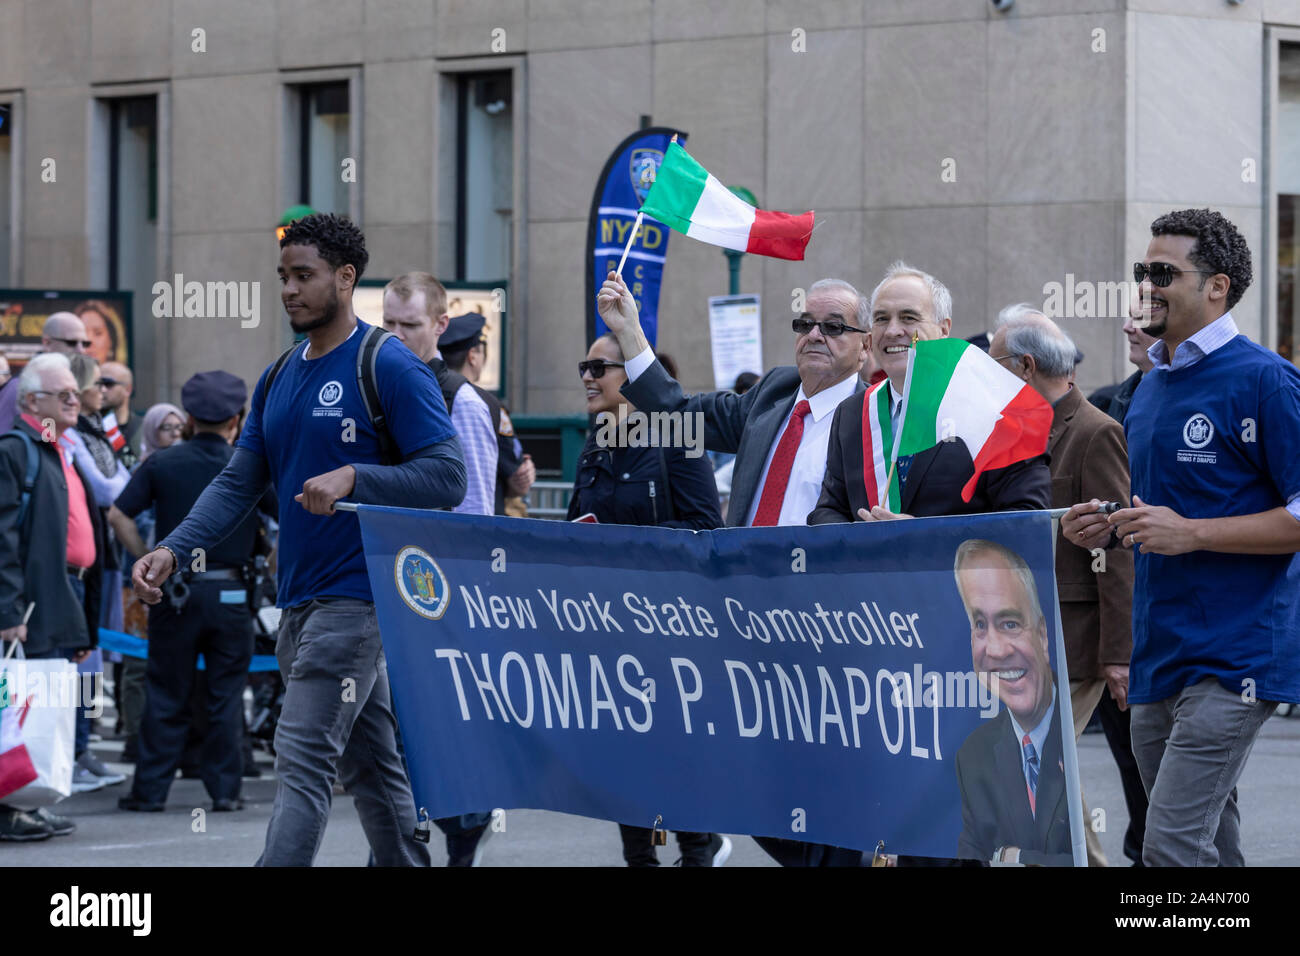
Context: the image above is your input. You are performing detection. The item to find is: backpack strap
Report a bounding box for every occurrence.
[357,324,401,466]
[255,341,303,420]
[6,429,41,532]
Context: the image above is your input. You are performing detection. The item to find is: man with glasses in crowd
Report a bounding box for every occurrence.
[1063,208,1300,866]
[0,353,107,840]
[0,312,92,431]
[597,270,868,530]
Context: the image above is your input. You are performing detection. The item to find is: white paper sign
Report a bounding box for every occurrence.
[707,294,763,391]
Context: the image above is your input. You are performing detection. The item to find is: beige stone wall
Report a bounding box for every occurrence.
[2,0,1291,411]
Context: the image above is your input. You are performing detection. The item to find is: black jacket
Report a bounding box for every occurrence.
[566,430,722,530]
[1088,370,1142,426]
[809,389,1052,523]
[0,419,105,654]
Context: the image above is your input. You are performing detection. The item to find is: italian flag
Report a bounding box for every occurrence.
[639,142,814,260]
[862,339,1053,507]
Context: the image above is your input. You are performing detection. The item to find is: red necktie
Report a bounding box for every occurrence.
[751,400,811,527]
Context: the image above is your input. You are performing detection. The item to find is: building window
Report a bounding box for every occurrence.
[1278,41,1300,363]
[107,95,158,307]
[455,72,513,281]
[291,81,350,215]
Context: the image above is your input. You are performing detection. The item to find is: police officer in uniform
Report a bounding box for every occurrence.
[109,371,276,812]
[440,313,534,514]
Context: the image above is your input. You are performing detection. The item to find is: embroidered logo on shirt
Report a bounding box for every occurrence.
[1177,413,1216,464]
[318,381,343,406]
[313,380,345,418]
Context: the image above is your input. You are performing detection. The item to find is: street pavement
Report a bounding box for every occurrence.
[5,705,1298,866]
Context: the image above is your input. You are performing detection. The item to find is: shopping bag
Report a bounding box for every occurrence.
[0,660,38,799]
[1,643,76,807]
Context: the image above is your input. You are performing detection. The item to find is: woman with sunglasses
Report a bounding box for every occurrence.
[567,333,731,866]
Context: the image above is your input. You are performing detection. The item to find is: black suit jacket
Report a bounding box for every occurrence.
[808,388,1051,522]
[955,703,1074,866]
[621,359,863,527]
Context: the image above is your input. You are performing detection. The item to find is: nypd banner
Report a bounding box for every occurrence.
[586,127,686,349]
[358,506,1085,864]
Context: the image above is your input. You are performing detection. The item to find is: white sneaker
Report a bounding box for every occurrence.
[71,765,108,794]
[76,751,126,787]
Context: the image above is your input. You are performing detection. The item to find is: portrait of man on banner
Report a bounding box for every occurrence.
[952,538,1075,866]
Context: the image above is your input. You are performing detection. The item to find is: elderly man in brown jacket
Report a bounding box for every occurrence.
[991,305,1134,867]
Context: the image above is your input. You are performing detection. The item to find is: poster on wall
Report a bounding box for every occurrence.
[354,280,507,396]
[0,290,134,369]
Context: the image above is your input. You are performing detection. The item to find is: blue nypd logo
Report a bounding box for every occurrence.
[629,147,663,204]
[395,546,450,620]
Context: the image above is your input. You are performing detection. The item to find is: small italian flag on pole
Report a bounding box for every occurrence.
[862,339,1053,508]
[639,141,815,261]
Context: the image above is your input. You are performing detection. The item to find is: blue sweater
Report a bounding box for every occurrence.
[1125,335,1300,705]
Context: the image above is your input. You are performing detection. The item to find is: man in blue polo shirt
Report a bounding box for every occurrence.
[130,214,466,866]
[1064,208,1300,866]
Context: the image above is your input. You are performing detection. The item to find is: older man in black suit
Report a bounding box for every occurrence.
[809,261,1049,524]
[953,539,1074,866]
[597,268,868,866]
[596,270,868,529]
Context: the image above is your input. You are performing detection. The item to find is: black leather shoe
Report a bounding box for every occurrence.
[117,794,165,812]
[211,798,244,812]
[33,807,76,836]
[0,807,53,841]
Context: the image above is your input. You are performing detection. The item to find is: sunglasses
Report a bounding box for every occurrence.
[578,359,625,379]
[791,317,867,337]
[54,337,93,349]
[31,389,81,406]
[1132,261,1217,288]
[96,378,119,389]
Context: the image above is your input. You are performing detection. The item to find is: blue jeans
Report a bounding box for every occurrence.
[258,598,429,867]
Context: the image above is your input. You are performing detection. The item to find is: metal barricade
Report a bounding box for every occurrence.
[526,480,574,519]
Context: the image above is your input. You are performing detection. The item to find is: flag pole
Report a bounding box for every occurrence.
[615,211,643,278]
[884,336,919,508]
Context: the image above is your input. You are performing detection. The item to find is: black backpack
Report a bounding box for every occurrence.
[258,323,402,465]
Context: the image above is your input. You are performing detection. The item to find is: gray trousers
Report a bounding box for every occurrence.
[257,598,430,867]
[1131,677,1276,867]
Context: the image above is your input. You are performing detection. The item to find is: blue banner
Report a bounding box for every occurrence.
[586,127,686,349]
[358,507,1085,864]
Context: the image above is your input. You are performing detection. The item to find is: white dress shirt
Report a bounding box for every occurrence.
[743,374,860,526]
[626,348,860,526]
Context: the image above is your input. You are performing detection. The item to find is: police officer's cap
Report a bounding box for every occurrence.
[182,370,248,423]
[441,313,487,352]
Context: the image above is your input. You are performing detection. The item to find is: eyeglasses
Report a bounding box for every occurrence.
[1132,261,1217,288]
[791,317,867,337]
[989,353,1019,364]
[31,390,81,406]
[96,378,119,389]
[158,423,185,435]
[54,338,93,349]
[578,359,625,379]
